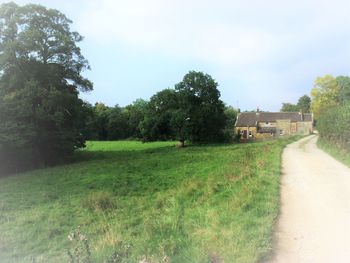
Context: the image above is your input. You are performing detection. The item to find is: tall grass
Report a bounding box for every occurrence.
[0,138,298,262]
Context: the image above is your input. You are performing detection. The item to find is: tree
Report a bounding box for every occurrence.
[174,71,226,144]
[125,99,148,138]
[336,76,350,104]
[107,105,130,140]
[222,105,237,141]
[140,89,178,141]
[311,75,339,119]
[296,95,311,113]
[140,71,226,146]
[0,3,92,173]
[281,103,299,112]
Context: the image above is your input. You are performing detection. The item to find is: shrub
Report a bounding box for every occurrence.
[317,103,350,151]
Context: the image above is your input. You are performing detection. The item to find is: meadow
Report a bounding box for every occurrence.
[0,138,298,263]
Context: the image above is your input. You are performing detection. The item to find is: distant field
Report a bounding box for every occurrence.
[0,138,299,263]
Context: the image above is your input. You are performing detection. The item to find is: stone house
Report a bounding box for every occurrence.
[235,111,313,140]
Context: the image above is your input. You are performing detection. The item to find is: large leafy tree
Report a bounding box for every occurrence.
[311,75,339,119]
[140,89,178,141]
[297,95,311,113]
[0,3,92,173]
[174,71,226,144]
[140,71,226,145]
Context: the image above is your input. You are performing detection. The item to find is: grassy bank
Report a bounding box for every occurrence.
[317,138,350,167]
[0,138,298,263]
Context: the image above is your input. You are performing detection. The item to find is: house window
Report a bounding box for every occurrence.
[249,131,252,137]
[280,129,283,135]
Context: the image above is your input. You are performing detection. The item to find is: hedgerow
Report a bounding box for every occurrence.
[317,103,350,151]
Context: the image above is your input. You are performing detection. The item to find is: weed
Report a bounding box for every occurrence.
[82,191,116,212]
[67,227,92,263]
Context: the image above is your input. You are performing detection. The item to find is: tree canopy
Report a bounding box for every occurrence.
[140,71,227,145]
[281,95,311,113]
[0,3,92,173]
[310,75,340,119]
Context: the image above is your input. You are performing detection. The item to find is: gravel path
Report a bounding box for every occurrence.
[271,135,350,263]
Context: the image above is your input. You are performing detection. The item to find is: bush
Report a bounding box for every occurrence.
[82,191,116,212]
[317,103,350,151]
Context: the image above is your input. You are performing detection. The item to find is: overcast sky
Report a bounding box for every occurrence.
[4,0,350,111]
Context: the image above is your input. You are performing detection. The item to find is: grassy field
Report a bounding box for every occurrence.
[0,138,299,263]
[317,138,350,168]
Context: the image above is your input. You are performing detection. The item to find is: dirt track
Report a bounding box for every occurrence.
[271,135,350,263]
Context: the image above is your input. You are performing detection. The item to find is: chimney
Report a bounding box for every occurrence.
[257,106,260,112]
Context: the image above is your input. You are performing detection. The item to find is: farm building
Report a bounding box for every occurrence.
[235,110,313,140]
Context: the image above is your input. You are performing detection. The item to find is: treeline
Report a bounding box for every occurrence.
[310,75,350,151]
[281,95,311,113]
[83,73,237,144]
[0,3,237,175]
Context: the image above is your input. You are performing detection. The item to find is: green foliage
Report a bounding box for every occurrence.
[296,95,311,113]
[140,89,178,141]
[280,103,299,112]
[317,103,350,152]
[336,76,350,104]
[125,99,148,138]
[107,106,130,140]
[280,95,311,113]
[84,100,149,141]
[0,138,299,262]
[222,106,238,141]
[311,75,339,119]
[140,71,227,144]
[175,71,226,143]
[0,3,92,174]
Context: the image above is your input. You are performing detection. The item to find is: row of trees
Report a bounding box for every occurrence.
[280,95,311,113]
[84,72,237,145]
[0,3,237,174]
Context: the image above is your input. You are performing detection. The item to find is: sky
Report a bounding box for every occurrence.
[3,0,350,111]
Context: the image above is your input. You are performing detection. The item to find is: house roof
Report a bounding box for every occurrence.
[235,112,312,127]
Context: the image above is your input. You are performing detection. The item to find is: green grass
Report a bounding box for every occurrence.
[0,138,299,263]
[317,138,350,167]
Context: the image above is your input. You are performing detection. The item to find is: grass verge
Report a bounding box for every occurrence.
[317,138,350,167]
[0,138,299,263]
